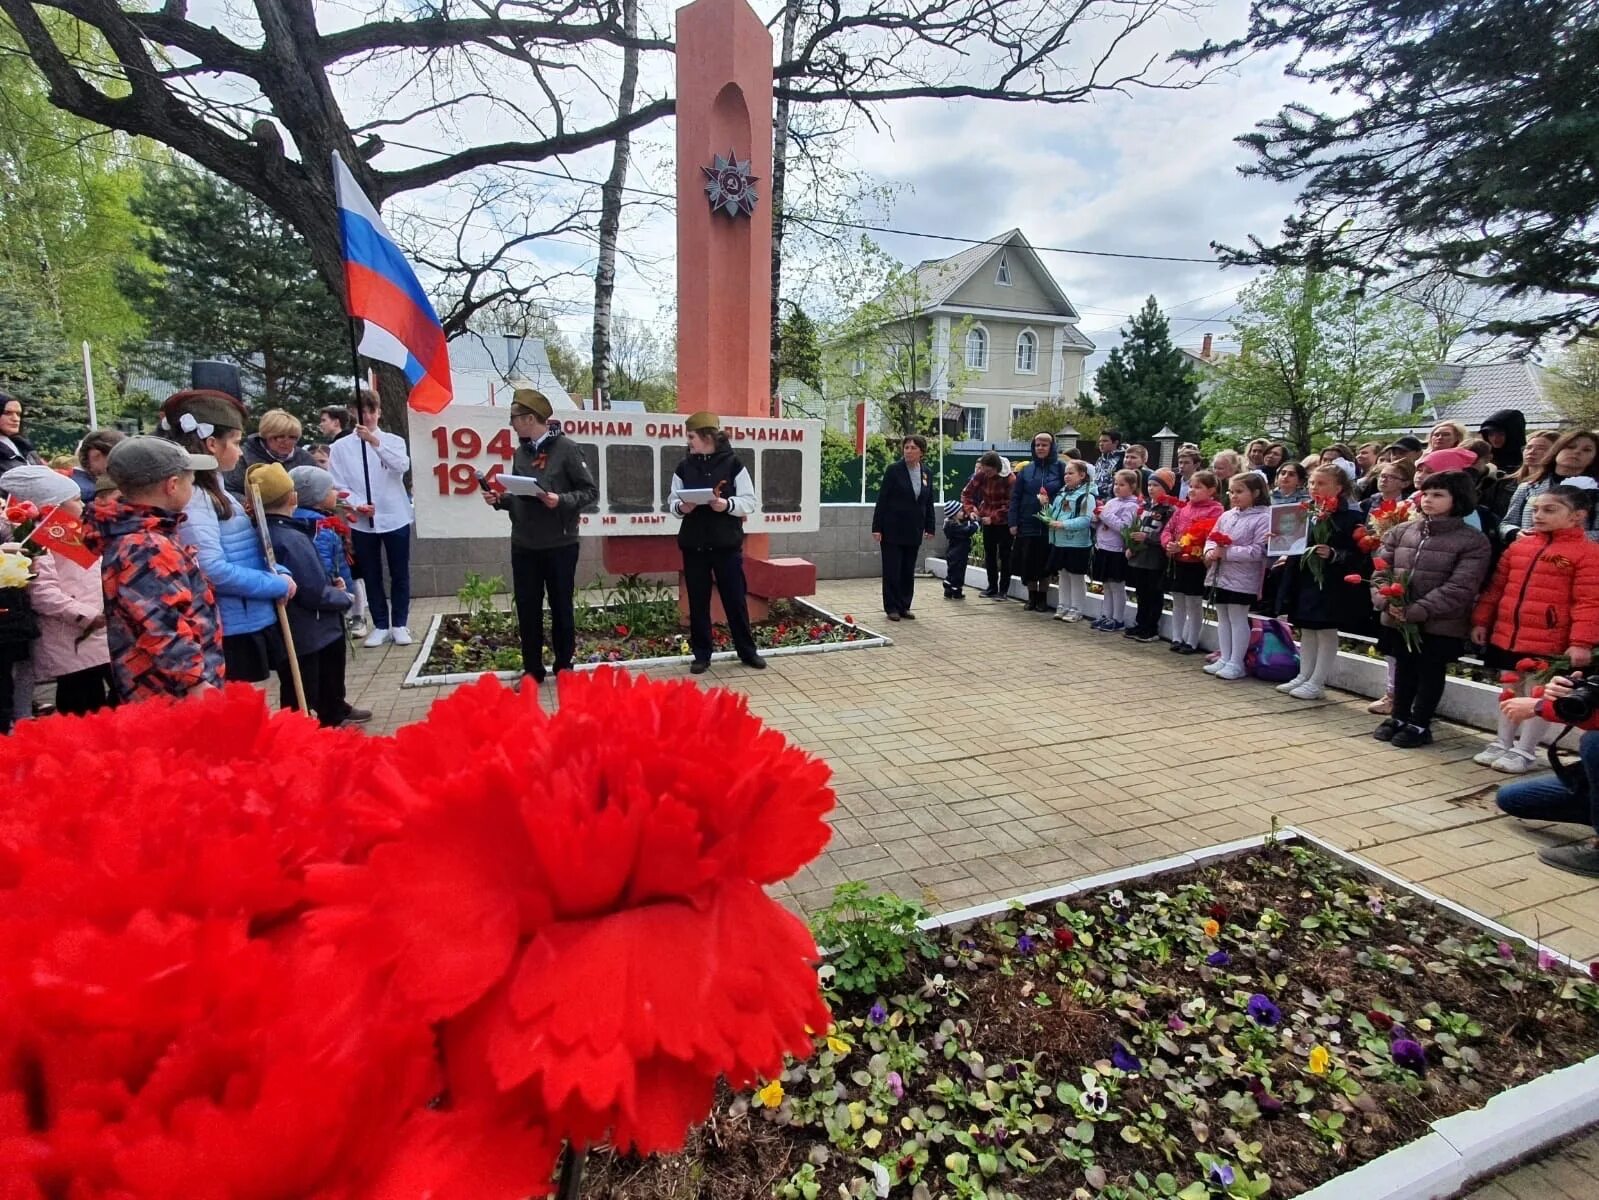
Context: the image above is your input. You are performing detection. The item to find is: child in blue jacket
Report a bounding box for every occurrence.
[1044,459,1095,621]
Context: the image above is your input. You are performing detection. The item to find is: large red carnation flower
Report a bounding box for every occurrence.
[0,688,559,1200]
[311,671,834,1154]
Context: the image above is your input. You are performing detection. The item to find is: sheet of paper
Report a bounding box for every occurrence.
[674,488,717,505]
[497,473,546,496]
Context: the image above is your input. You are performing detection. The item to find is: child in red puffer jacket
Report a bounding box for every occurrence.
[1471,481,1599,774]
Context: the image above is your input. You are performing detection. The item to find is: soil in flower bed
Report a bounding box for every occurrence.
[420,597,872,675]
[582,841,1599,1200]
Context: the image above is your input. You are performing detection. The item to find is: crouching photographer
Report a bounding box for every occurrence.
[1496,673,1599,877]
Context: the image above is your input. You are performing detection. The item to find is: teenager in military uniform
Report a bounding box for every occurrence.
[481,389,597,682]
[668,411,766,675]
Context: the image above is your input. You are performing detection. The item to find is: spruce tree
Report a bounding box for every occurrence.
[0,281,80,450]
[118,162,350,425]
[1093,296,1203,442]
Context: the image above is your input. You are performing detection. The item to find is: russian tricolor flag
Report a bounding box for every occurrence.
[333,153,453,413]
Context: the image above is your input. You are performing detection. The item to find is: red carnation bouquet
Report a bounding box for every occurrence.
[0,673,835,1198]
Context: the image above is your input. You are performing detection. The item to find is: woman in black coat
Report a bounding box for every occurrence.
[872,435,936,621]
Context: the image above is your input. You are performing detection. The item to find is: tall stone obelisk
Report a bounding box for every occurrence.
[674,0,774,418]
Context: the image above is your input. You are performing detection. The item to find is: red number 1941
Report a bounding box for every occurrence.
[430,425,515,494]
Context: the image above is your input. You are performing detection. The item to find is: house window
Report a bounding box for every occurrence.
[965,326,989,370]
[1016,330,1037,374]
[995,254,1011,286]
[1410,390,1425,412]
[852,345,866,376]
[1009,405,1037,436]
[960,406,986,441]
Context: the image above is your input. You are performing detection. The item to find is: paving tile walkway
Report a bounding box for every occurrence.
[349,577,1599,1195]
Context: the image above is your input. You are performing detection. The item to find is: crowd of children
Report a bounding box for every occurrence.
[0,398,374,733]
[941,429,1599,773]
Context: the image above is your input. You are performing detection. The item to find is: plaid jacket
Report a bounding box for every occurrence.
[959,470,1014,525]
[86,498,224,702]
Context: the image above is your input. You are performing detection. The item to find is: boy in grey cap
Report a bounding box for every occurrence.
[86,437,225,702]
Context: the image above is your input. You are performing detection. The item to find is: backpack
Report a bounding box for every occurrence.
[1246,616,1300,682]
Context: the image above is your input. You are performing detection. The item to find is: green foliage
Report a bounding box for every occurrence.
[1184,0,1597,343]
[0,19,148,432]
[809,881,937,998]
[1206,268,1428,456]
[0,281,80,451]
[777,304,823,391]
[118,161,350,426]
[1009,400,1106,445]
[1548,337,1599,429]
[820,236,973,437]
[591,572,677,637]
[1094,297,1204,442]
[456,572,506,619]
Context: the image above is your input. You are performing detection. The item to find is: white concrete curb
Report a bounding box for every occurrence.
[401,598,892,688]
[908,826,1599,1200]
[926,557,1515,736]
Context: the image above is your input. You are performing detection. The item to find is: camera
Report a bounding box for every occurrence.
[1552,678,1599,725]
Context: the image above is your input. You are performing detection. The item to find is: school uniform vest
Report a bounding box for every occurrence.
[675,450,746,552]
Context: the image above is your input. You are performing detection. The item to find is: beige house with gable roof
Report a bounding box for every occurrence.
[852,231,1097,443]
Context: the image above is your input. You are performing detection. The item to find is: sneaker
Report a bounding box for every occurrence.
[1491,749,1537,774]
[1089,616,1110,630]
[1064,609,1084,623]
[1288,682,1326,700]
[340,707,374,725]
[1054,611,1071,621]
[1472,741,1509,766]
[363,627,391,648]
[348,618,368,637]
[1276,676,1308,694]
[1390,723,1433,749]
[1203,659,1226,675]
[899,611,916,621]
[1215,663,1247,681]
[1537,838,1599,879]
[690,661,710,675]
[390,626,413,646]
[1129,631,1160,643]
[1372,718,1402,742]
[981,587,999,598]
[1169,640,1187,653]
[1367,694,1394,715]
[1178,643,1204,656]
[1106,620,1125,632]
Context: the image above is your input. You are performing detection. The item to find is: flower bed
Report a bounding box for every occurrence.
[584,838,1599,1200]
[407,573,886,685]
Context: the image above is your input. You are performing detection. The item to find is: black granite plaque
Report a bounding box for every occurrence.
[605,444,655,513]
[761,449,802,513]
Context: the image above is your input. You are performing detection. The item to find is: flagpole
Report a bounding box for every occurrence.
[347,318,374,520]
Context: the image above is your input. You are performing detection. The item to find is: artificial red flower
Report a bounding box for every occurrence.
[3,498,38,525]
[1054,928,1076,949]
[312,672,833,1155]
[0,687,452,1200]
[1343,574,1363,585]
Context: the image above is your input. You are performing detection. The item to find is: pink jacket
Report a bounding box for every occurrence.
[29,550,109,680]
[1203,504,1271,597]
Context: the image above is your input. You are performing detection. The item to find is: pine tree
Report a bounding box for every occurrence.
[1093,297,1203,442]
[118,162,350,426]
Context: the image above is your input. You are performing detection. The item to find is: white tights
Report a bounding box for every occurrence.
[1295,627,1339,687]
[1174,593,1204,646]
[1215,603,1252,669]
[1102,579,1127,624]
[1056,572,1088,614]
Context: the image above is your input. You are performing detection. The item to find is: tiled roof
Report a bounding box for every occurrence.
[1419,361,1560,428]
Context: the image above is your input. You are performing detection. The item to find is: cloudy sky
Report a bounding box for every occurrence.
[338,0,1336,374]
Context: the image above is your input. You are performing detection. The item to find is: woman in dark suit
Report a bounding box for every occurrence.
[872,435,936,621]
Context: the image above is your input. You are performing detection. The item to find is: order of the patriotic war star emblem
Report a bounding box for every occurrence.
[702,150,759,218]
